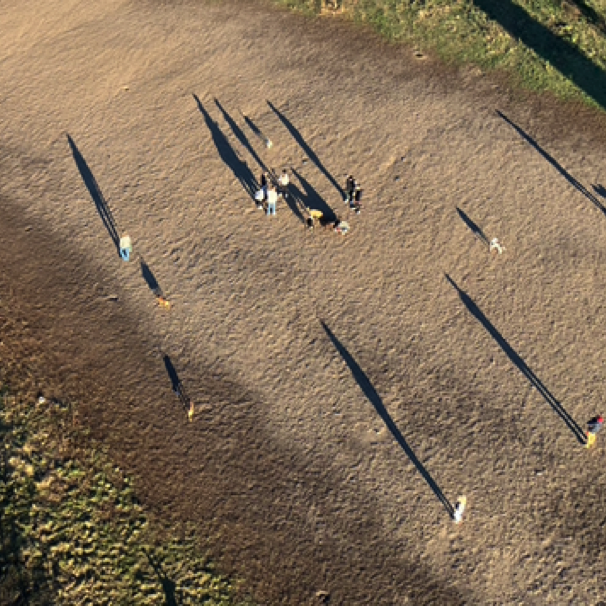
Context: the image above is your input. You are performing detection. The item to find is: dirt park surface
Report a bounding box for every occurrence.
[3,0,606,603]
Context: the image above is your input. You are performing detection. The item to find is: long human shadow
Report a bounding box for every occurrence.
[193,95,257,199]
[456,207,489,247]
[67,134,121,252]
[162,354,190,410]
[144,550,180,606]
[445,275,586,444]
[267,100,344,198]
[472,0,606,110]
[214,98,270,176]
[292,168,337,222]
[140,256,163,298]
[241,112,271,149]
[279,181,306,224]
[321,321,455,518]
[497,110,606,216]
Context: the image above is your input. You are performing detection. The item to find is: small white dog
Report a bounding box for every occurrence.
[489,237,504,255]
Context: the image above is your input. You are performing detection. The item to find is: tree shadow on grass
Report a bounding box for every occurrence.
[472,0,606,110]
[193,95,258,202]
[445,274,586,444]
[267,100,344,198]
[567,0,606,33]
[456,207,489,247]
[67,134,121,254]
[497,110,606,216]
[320,321,455,519]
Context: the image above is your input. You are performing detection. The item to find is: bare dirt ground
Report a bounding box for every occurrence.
[3,0,606,603]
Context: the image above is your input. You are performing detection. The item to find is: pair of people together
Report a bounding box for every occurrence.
[345,175,362,214]
[257,170,289,216]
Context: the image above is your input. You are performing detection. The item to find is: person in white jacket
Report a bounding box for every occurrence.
[266,185,278,216]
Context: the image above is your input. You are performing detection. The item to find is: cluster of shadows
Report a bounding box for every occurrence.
[163,354,192,412]
[267,100,344,199]
[320,321,455,518]
[445,275,586,445]
[496,111,606,216]
[193,95,258,199]
[472,0,606,110]
[194,95,340,222]
[67,134,121,253]
[456,207,489,247]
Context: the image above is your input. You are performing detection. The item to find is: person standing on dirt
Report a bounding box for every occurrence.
[586,415,604,448]
[266,185,278,216]
[278,169,290,199]
[352,183,363,214]
[256,171,270,209]
[345,175,357,205]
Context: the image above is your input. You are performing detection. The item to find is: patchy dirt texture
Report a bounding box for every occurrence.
[3,0,606,604]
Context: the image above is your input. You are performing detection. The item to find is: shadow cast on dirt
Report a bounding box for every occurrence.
[456,207,489,247]
[446,275,586,444]
[214,98,269,177]
[67,134,121,253]
[267,100,344,198]
[193,95,258,202]
[292,168,337,222]
[496,111,606,216]
[140,256,163,297]
[162,354,191,411]
[321,320,455,519]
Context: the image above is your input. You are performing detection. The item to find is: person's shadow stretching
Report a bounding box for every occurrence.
[321,320,455,518]
[193,95,258,200]
[456,207,489,247]
[267,100,344,199]
[292,168,337,222]
[140,256,164,298]
[496,111,606,216]
[445,275,586,444]
[214,99,270,177]
[163,354,190,411]
[67,134,121,253]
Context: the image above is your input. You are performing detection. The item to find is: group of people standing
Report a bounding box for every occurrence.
[254,168,363,233]
[256,169,290,216]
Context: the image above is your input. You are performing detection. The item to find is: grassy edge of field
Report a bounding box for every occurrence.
[269,0,606,111]
[0,382,252,606]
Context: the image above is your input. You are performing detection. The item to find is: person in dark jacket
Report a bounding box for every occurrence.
[345,175,356,205]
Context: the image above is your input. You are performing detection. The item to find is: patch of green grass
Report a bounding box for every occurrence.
[272,0,606,109]
[0,389,250,606]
